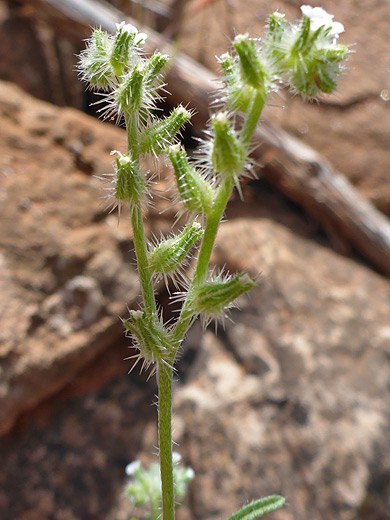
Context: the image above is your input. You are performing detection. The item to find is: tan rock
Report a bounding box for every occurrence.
[0,81,141,436]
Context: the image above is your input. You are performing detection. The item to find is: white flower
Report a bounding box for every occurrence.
[185,467,195,479]
[272,10,285,20]
[172,452,182,464]
[300,5,344,38]
[125,460,141,476]
[115,21,147,45]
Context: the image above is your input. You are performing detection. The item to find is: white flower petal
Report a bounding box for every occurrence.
[125,460,141,476]
[300,4,344,37]
[135,32,148,45]
[185,467,195,479]
[172,452,182,464]
[115,21,137,35]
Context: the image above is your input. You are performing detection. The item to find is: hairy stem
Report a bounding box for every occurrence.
[131,206,157,315]
[172,175,235,343]
[240,89,265,149]
[126,113,157,315]
[158,362,175,520]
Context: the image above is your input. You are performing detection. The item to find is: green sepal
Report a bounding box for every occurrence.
[189,273,256,318]
[289,42,348,97]
[123,310,174,365]
[139,106,192,155]
[78,28,115,91]
[114,65,145,115]
[168,144,215,216]
[219,53,254,113]
[226,495,285,520]
[110,25,137,77]
[211,112,246,178]
[114,154,146,208]
[267,12,286,42]
[233,35,267,89]
[292,15,312,55]
[149,221,204,276]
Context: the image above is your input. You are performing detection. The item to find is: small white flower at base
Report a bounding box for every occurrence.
[115,21,148,45]
[300,5,344,38]
[111,150,131,165]
[125,459,141,476]
[185,467,195,479]
[172,452,182,464]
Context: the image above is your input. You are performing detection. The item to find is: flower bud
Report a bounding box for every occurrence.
[78,28,116,91]
[168,145,215,216]
[267,11,287,41]
[149,222,204,278]
[113,64,145,116]
[188,272,256,321]
[287,7,348,97]
[233,34,268,90]
[143,52,170,88]
[114,153,147,209]
[123,310,174,371]
[219,53,253,113]
[211,112,246,178]
[139,106,192,156]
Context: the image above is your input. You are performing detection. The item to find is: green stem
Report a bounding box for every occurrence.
[131,206,157,315]
[240,88,266,149]
[126,113,140,161]
[172,175,235,343]
[193,176,235,285]
[125,113,157,315]
[158,361,175,520]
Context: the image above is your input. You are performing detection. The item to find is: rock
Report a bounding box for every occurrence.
[0,80,146,436]
[0,345,158,520]
[172,217,390,520]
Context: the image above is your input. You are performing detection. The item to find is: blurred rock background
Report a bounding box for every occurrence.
[0,1,389,520]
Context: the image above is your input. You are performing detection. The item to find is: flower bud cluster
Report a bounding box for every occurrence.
[123,310,175,372]
[149,221,204,284]
[218,35,276,112]
[78,22,146,91]
[263,5,349,97]
[184,272,256,327]
[218,6,348,106]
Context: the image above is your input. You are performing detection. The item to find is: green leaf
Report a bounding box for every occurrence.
[226,495,285,520]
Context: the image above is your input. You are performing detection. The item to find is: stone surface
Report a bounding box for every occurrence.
[0,344,159,520]
[0,80,144,436]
